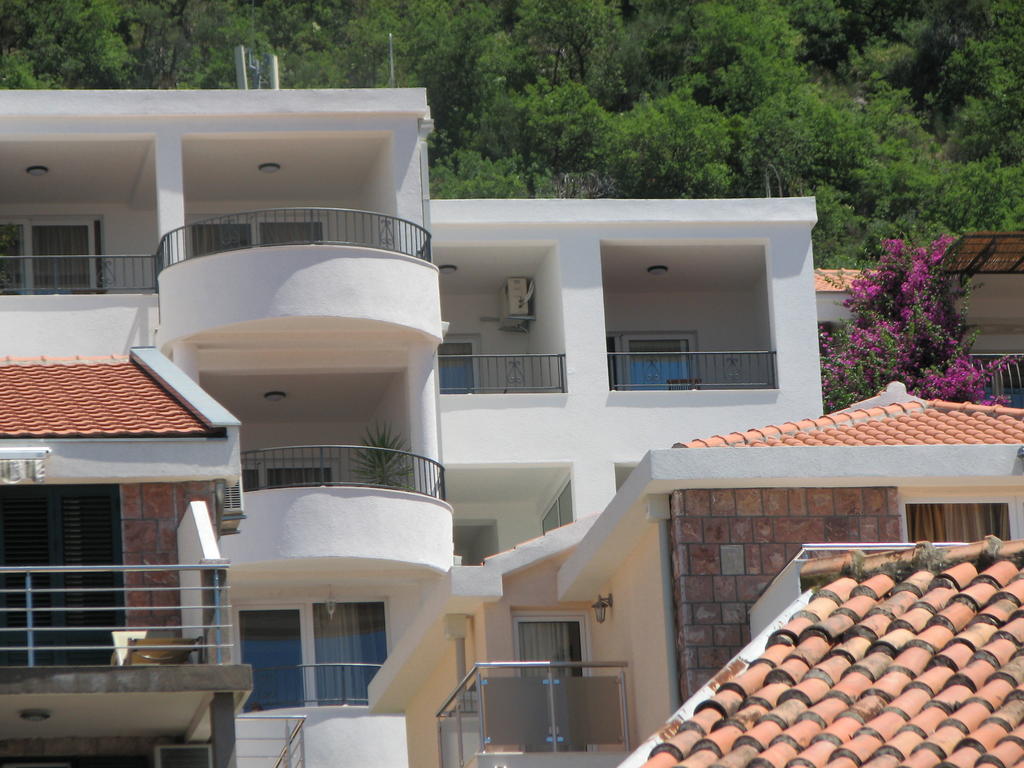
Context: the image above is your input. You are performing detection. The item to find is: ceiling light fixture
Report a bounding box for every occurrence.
[263,391,287,402]
[438,264,458,274]
[258,162,281,174]
[647,265,668,275]
[25,165,49,176]
[19,709,51,722]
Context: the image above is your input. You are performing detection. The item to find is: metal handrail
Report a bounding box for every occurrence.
[236,714,306,768]
[436,660,630,767]
[155,207,432,270]
[438,353,567,394]
[607,350,778,390]
[0,253,156,294]
[0,562,232,666]
[241,444,445,500]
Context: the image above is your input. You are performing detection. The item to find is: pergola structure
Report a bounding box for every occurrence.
[944,231,1024,274]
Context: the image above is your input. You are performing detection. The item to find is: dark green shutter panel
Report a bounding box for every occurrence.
[1,494,51,565]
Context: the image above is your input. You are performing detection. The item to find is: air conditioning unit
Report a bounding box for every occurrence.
[154,745,212,768]
[499,277,534,332]
[216,479,246,536]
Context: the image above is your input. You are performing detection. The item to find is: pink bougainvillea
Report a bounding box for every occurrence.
[820,236,1007,412]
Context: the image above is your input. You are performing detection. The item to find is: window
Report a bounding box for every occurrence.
[0,219,99,293]
[906,502,1011,542]
[0,486,121,666]
[190,223,251,257]
[240,610,303,710]
[542,482,573,534]
[439,340,477,394]
[239,600,387,711]
[516,619,584,665]
[608,333,697,390]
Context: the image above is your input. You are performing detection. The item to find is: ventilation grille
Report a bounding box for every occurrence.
[154,745,212,768]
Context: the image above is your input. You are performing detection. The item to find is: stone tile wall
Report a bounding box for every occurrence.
[120,481,217,629]
[669,487,902,698]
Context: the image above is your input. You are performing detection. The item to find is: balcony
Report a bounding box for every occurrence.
[437,662,629,768]
[156,208,431,269]
[0,562,231,666]
[0,254,156,294]
[971,353,1024,407]
[607,350,777,391]
[242,445,444,500]
[439,354,567,394]
[224,446,453,573]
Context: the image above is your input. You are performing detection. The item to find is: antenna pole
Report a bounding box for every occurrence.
[235,45,249,89]
[388,33,396,88]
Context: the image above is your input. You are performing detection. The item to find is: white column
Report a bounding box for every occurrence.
[154,132,186,239]
[407,341,440,461]
[171,341,200,382]
[418,117,435,232]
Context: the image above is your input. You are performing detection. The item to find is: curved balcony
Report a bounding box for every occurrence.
[242,445,444,499]
[154,209,441,346]
[222,446,452,573]
[156,208,431,269]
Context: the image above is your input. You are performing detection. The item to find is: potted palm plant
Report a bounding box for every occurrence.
[352,423,414,491]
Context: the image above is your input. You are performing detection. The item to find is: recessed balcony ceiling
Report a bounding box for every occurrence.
[182,132,388,205]
[601,243,766,292]
[0,138,153,206]
[434,244,551,295]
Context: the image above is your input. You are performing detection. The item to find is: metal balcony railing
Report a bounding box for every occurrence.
[236,715,306,768]
[0,563,231,666]
[437,662,630,768]
[156,208,431,270]
[439,353,567,394]
[971,353,1024,407]
[241,445,445,500]
[245,663,384,710]
[607,351,778,391]
[0,254,156,294]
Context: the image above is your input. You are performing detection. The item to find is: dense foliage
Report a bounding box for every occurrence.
[819,237,1003,411]
[2,0,1023,265]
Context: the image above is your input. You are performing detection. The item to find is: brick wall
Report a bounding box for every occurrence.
[120,481,217,628]
[669,487,901,698]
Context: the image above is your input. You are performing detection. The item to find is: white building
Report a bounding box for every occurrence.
[0,88,823,768]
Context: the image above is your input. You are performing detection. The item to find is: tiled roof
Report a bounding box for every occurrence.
[815,269,861,292]
[676,400,1024,448]
[0,356,218,437]
[641,538,1024,768]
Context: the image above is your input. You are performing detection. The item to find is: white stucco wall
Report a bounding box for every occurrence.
[156,245,442,346]
[221,486,454,573]
[433,199,822,522]
[0,294,158,357]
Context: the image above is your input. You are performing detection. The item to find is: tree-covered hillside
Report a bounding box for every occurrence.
[2,0,1023,266]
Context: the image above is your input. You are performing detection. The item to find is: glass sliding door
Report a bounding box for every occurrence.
[31,224,93,291]
[313,602,386,706]
[626,338,689,390]
[240,610,303,711]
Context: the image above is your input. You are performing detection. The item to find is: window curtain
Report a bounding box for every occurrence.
[313,602,386,705]
[906,503,1009,542]
[31,225,91,290]
[517,620,583,679]
[190,223,252,257]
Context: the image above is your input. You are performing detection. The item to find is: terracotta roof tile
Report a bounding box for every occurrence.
[640,540,1024,768]
[815,269,862,292]
[0,357,217,437]
[674,398,1024,449]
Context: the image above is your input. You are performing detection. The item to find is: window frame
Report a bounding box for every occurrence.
[234,595,391,708]
[0,216,100,293]
[511,613,591,664]
[899,493,1024,542]
[540,479,573,534]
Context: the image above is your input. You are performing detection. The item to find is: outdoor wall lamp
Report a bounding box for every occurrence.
[592,594,613,623]
[25,165,49,176]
